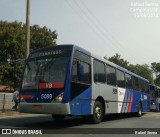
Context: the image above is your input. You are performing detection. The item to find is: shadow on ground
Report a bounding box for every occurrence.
[0,113,145,129]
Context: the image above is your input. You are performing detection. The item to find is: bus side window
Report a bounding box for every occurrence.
[145,82,149,93]
[72,59,91,84]
[106,64,116,86]
[93,59,106,83]
[125,73,132,89]
[117,70,125,88]
[139,79,145,92]
[78,61,91,84]
[132,76,139,91]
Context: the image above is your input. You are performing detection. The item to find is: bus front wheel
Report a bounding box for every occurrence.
[92,101,103,124]
[52,115,65,121]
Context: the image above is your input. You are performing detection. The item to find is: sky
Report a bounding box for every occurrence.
[0,0,160,65]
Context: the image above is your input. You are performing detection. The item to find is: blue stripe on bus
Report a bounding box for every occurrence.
[62,50,75,103]
[119,89,150,113]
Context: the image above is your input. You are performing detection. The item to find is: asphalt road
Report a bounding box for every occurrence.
[0,112,160,137]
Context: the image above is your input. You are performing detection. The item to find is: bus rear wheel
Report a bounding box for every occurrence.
[136,103,142,117]
[92,101,103,124]
[52,115,65,121]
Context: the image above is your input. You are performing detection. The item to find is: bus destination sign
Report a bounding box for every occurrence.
[29,47,72,58]
[38,50,62,57]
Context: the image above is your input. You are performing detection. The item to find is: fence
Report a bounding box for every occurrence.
[0,93,14,112]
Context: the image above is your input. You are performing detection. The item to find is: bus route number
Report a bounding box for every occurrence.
[41,94,52,100]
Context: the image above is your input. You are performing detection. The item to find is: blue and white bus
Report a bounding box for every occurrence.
[19,45,150,123]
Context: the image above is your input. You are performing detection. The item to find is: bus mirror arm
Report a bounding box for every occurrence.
[77,61,84,79]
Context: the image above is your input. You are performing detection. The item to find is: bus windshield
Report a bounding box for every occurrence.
[22,57,69,90]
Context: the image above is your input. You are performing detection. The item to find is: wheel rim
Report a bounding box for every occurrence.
[95,106,102,120]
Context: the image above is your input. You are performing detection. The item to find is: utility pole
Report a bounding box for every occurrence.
[25,0,30,59]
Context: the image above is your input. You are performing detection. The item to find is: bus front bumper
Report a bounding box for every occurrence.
[19,103,71,115]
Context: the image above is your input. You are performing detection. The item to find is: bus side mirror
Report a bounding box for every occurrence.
[77,61,84,80]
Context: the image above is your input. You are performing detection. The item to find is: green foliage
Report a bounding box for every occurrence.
[105,53,129,69]
[0,20,57,87]
[0,62,14,85]
[151,62,160,86]
[128,64,154,84]
[0,21,25,62]
[30,25,57,51]
[104,53,154,84]
[151,62,160,76]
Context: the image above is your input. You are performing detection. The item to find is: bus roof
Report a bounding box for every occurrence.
[150,84,160,90]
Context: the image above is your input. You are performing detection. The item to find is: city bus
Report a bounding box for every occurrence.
[19,45,150,123]
[149,85,160,112]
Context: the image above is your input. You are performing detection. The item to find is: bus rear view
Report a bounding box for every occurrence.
[19,45,73,119]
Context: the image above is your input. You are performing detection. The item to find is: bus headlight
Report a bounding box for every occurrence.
[54,93,64,102]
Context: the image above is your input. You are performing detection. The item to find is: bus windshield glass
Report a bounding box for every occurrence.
[22,57,69,90]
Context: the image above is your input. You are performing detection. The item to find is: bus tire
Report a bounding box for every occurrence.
[52,115,65,121]
[92,101,103,124]
[136,103,142,117]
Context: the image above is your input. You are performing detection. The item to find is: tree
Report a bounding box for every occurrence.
[104,53,154,84]
[104,53,129,69]
[0,20,57,87]
[129,64,154,84]
[151,62,160,86]
[30,25,57,51]
[155,75,160,86]
[0,21,25,62]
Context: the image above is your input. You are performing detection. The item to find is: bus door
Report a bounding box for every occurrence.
[70,57,92,115]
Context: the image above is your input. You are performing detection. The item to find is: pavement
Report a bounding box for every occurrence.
[0,109,30,119]
[142,112,160,118]
[0,92,48,119]
[0,109,48,119]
